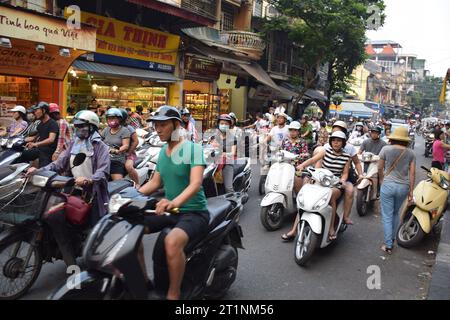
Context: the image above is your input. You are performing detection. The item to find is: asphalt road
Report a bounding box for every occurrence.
[22,135,439,300]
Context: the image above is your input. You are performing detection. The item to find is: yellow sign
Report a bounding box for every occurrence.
[0,5,96,51]
[73,10,180,66]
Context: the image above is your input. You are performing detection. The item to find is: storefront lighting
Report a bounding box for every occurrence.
[69,69,77,77]
[0,37,12,48]
[92,83,98,90]
[112,85,118,92]
[36,44,45,52]
[59,48,71,57]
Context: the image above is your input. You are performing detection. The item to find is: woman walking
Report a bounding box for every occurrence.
[378,126,416,254]
[432,129,450,170]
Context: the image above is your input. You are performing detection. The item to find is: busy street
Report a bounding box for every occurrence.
[11,134,438,300]
[1,0,450,304]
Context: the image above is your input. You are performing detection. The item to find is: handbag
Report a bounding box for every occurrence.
[63,194,92,225]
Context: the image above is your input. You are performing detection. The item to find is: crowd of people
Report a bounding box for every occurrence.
[1,100,448,299]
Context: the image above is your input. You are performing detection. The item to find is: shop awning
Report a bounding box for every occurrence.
[279,83,327,103]
[72,61,180,82]
[236,62,281,92]
[191,44,251,65]
[340,101,376,116]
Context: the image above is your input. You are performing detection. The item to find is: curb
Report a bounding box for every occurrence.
[428,213,450,300]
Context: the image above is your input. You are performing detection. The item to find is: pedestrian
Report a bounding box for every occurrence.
[378,126,416,255]
[317,121,329,146]
[299,114,313,148]
[126,107,144,128]
[432,129,450,170]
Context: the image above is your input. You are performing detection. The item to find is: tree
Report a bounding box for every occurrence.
[264,0,386,116]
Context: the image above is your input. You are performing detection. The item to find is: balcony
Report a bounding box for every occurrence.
[220,30,265,60]
[180,0,217,21]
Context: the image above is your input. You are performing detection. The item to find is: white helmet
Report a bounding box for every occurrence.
[73,110,100,128]
[276,112,288,120]
[332,120,348,130]
[11,105,26,115]
[330,131,347,140]
[287,121,301,130]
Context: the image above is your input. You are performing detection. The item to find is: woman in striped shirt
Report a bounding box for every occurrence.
[282,131,350,242]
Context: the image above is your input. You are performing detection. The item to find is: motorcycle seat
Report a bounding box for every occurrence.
[0,166,14,181]
[134,158,144,168]
[108,179,134,195]
[233,159,247,177]
[207,197,232,230]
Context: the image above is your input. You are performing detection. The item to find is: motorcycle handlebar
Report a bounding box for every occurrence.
[421,166,430,172]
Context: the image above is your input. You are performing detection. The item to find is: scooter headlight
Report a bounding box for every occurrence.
[362,153,373,162]
[275,151,284,162]
[108,194,131,214]
[1,138,8,147]
[6,138,18,149]
[320,176,332,187]
[439,176,450,190]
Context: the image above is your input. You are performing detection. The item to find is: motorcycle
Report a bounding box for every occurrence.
[49,188,245,300]
[396,166,449,248]
[424,133,434,157]
[133,133,165,184]
[260,150,299,231]
[0,155,133,300]
[202,145,251,203]
[0,136,27,167]
[409,130,415,150]
[258,141,276,196]
[356,152,380,217]
[294,167,346,266]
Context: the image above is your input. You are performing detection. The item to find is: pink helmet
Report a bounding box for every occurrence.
[49,103,60,114]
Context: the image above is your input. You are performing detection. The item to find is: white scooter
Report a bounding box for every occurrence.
[260,150,298,231]
[132,132,165,185]
[356,152,380,216]
[294,168,346,266]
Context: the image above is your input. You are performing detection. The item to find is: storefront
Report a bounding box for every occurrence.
[182,54,222,131]
[67,10,180,116]
[0,4,96,118]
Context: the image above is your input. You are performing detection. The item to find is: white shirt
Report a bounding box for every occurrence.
[269,125,289,146]
[310,121,321,132]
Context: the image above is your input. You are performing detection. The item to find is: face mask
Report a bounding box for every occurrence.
[108,119,120,128]
[219,124,229,132]
[75,125,90,139]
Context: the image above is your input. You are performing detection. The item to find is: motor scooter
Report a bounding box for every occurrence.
[294,168,346,266]
[396,166,449,248]
[356,152,380,216]
[260,150,298,231]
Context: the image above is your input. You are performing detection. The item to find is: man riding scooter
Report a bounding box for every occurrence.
[138,106,209,300]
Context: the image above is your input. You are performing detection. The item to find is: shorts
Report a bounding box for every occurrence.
[143,210,210,243]
[126,152,137,162]
[110,160,127,176]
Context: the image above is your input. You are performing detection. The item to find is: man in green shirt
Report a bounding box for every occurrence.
[300,114,313,146]
[139,106,209,300]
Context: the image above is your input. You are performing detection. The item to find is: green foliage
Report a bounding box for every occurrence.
[264,0,386,112]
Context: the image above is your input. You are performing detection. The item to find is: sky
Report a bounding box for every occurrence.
[366,0,450,77]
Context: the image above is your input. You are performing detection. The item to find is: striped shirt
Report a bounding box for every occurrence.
[322,146,351,178]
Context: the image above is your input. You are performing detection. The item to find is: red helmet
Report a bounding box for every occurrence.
[49,103,60,114]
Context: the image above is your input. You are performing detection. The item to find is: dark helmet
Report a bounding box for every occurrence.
[370,125,383,134]
[118,108,128,122]
[105,107,124,119]
[218,114,232,124]
[150,105,181,122]
[34,101,49,113]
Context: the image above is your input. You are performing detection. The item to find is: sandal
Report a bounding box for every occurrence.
[380,244,393,255]
[281,233,295,242]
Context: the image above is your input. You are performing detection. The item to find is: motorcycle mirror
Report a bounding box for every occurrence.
[72,153,87,168]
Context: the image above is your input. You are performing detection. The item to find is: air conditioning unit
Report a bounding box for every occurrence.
[265,5,279,19]
[279,62,288,74]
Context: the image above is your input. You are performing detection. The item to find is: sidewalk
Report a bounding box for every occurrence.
[428,212,450,299]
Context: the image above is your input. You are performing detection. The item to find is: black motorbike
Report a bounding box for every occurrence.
[202,145,251,203]
[49,187,244,300]
[424,133,434,158]
[0,154,133,300]
[0,136,27,167]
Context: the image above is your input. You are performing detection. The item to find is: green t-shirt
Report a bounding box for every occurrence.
[300,123,313,143]
[156,140,208,212]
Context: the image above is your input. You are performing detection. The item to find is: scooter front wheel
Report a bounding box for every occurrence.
[294,222,319,266]
[260,204,284,231]
[396,212,425,248]
[258,175,266,195]
[356,188,369,217]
